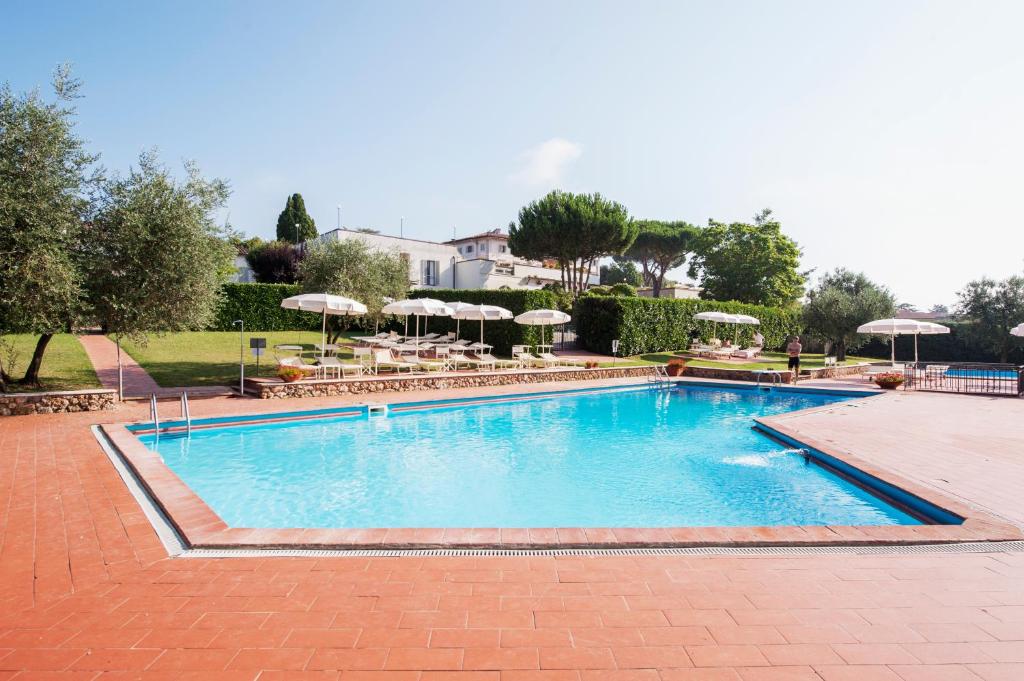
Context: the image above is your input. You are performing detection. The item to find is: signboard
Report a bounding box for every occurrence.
[250,347,265,357]
[611,339,620,355]
[249,337,267,349]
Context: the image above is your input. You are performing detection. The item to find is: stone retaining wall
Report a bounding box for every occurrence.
[0,388,118,416]
[247,366,657,399]
[682,366,795,383]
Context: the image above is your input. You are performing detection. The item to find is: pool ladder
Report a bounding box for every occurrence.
[755,370,783,389]
[149,392,192,441]
[649,365,672,389]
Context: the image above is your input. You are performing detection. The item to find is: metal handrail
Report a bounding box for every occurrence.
[150,394,160,442]
[180,392,191,436]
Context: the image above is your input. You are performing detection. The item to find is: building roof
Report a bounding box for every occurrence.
[445,228,508,244]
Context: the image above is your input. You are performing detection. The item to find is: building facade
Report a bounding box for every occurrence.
[310,228,600,291]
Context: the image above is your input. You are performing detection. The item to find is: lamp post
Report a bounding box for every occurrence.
[294,222,300,244]
[232,319,244,396]
[336,205,341,230]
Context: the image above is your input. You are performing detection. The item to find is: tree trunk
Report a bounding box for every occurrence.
[652,271,664,298]
[835,339,847,362]
[19,334,53,387]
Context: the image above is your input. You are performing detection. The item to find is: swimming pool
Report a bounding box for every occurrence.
[138,385,925,529]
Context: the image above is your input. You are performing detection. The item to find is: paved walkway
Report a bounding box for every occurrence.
[77,334,162,397]
[1,383,1024,677]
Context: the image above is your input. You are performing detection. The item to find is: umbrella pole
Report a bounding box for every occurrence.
[914,334,919,364]
[321,309,327,361]
[415,316,420,358]
[456,318,460,340]
[480,318,484,346]
[891,333,896,366]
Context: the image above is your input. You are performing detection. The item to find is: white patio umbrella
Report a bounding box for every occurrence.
[856,318,950,365]
[280,293,368,359]
[1011,323,1024,337]
[452,304,513,346]
[446,301,475,340]
[730,314,760,343]
[514,309,571,348]
[381,298,453,356]
[693,310,740,341]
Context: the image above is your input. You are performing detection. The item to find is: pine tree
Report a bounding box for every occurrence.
[275,193,317,243]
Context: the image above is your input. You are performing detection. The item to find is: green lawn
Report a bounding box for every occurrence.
[120,331,357,387]
[625,350,874,371]
[1,334,101,392]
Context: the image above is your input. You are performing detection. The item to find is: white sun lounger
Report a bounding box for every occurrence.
[373,349,419,374]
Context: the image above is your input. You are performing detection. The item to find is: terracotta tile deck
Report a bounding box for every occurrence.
[1,379,1023,676]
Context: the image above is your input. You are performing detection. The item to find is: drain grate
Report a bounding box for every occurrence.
[181,540,1024,559]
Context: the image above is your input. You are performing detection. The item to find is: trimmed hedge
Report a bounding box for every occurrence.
[210,283,319,331]
[409,289,560,355]
[575,296,801,356]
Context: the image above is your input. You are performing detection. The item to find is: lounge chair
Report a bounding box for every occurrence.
[538,352,585,368]
[277,356,316,376]
[411,355,446,372]
[372,349,419,374]
[448,349,490,370]
[316,356,363,379]
[709,347,734,359]
[731,346,763,360]
[476,352,520,370]
[520,352,559,368]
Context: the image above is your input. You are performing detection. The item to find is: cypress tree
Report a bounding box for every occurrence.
[275,193,318,243]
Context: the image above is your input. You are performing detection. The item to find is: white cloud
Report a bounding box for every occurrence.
[510,138,582,187]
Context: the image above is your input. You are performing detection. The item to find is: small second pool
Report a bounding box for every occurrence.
[138,385,925,528]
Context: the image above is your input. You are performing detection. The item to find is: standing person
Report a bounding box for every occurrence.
[753,331,764,348]
[786,335,802,383]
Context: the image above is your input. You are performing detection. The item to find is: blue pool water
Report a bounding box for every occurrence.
[139,386,923,528]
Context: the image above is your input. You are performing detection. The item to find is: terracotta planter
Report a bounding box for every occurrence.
[666,360,687,376]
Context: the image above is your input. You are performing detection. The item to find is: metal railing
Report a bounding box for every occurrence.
[180,392,192,436]
[903,362,1024,397]
[149,394,160,442]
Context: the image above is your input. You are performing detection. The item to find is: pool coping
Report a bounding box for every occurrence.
[98,379,1024,551]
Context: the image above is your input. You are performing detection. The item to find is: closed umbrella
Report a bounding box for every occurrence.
[856,318,950,365]
[381,298,453,356]
[452,304,513,346]
[513,309,571,348]
[280,293,368,360]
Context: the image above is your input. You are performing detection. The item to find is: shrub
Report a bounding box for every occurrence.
[277,365,306,382]
[210,283,319,331]
[575,296,800,356]
[609,283,637,297]
[408,289,560,355]
[873,372,904,389]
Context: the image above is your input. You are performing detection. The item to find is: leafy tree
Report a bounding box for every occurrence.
[83,151,235,395]
[896,302,916,311]
[619,220,699,297]
[600,260,643,286]
[509,190,637,296]
[246,240,302,283]
[687,209,805,306]
[955,275,1024,363]
[276,193,317,243]
[802,269,896,361]
[299,239,409,339]
[931,303,950,315]
[0,65,97,389]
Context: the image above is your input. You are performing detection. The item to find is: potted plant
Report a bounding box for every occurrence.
[584,360,599,369]
[278,366,305,383]
[666,357,687,376]
[874,372,904,390]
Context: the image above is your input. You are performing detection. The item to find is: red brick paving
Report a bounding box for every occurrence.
[1,390,1024,677]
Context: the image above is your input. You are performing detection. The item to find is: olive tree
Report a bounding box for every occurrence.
[83,151,236,395]
[956,275,1024,363]
[299,238,409,339]
[802,269,896,361]
[0,65,97,389]
[509,190,637,296]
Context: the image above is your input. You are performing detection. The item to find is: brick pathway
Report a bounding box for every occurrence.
[77,334,162,397]
[1,391,1023,678]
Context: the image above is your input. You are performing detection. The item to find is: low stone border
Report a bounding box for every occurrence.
[0,388,118,416]
[683,362,870,383]
[245,366,657,399]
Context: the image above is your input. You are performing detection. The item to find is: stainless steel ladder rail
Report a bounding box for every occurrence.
[180,391,191,436]
[754,369,782,388]
[150,393,160,442]
[649,364,671,388]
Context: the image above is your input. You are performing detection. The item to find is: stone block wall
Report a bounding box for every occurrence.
[0,389,118,416]
[247,366,657,399]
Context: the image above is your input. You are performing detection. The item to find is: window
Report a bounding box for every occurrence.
[422,259,439,286]
[465,244,473,253]
[499,245,507,253]
[480,242,487,252]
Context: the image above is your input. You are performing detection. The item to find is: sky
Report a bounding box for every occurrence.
[5,0,1024,308]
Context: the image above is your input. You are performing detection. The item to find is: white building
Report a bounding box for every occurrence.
[310,228,600,291]
[636,283,702,299]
